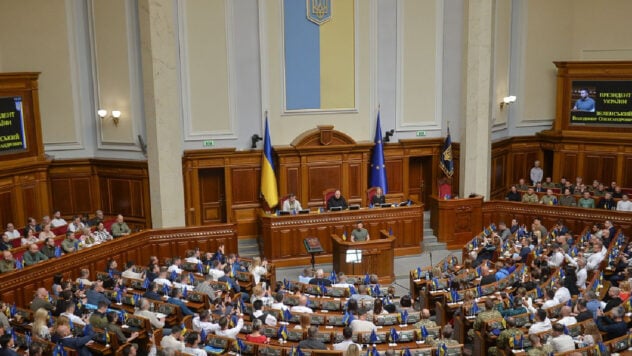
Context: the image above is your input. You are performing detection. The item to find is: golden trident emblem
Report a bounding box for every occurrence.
[306,0,332,25]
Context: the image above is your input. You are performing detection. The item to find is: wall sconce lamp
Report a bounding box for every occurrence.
[251,134,263,149]
[97,109,121,126]
[384,129,395,142]
[499,96,516,110]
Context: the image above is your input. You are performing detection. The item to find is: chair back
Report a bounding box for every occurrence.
[367,187,378,204]
[323,189,337,208]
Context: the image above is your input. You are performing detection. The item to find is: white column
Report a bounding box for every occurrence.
[461,0,494,199]
[138,0,186,227]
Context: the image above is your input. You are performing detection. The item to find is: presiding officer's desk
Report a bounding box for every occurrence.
[258,203,423,267]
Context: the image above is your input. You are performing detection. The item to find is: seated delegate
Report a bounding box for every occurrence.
[327,190,348,210]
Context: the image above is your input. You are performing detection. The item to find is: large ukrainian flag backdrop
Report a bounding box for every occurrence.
[284,0,355,111]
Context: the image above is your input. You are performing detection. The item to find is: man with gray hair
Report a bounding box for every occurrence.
[308,268,332,286]
[596,306,627,340]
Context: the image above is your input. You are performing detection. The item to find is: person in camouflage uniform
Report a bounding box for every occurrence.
[413,308,436,329]
[428,325,459,347]
[489,317,523,356]
[526,333,554,356]
[468,299,502,338]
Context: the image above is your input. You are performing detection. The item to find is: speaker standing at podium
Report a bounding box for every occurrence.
[350,221,370,242]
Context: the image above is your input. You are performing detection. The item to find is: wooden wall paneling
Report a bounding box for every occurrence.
[622,157,632,188]
[199,168,225,224]
[348,163,361,202]
[407,157,423,203]
[285,166,300,198]
[307,165,342,205]
[72,178,93,214]
[385,158,404,197]
[231,168,260,204]
[20,184,37,219]
[50,178,73,213]
[109,179,132,215]
[560,152,578,180]
[0,188,13,227]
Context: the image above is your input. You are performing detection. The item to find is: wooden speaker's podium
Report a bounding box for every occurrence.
[331,231,396,283]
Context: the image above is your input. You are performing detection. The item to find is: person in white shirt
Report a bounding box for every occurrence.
[134,298,165,329]
[192,310,220,334]
[586,240,607,271]
[546,244,565,267]
[60,303,86,327]
[216,314,244,339]
[4,223,21,239]
[183,332,207,356]
[557,306,577,326]
[350,308,377,333]
[528,309,552,334]
[282,193,303,212]
[270,293,289,311]
[122,261,144,280]
[290,295,313,314]
[617,194,632,212]
[160,325,185,351]
[576,258,588,290]
[252,300,278,326]
[50,211,68,228]
[185,249,201,264]
[530,160,543,186]
[249,257,268,285]
[67,216,85,233]
[298,267,313,284]
[541,289,560,310]
[209,260,225,281]
[167,257,183,274]
[333,326,359,351]
[547,323,575,353]
[152,268,173,288]
[553,280,571,304]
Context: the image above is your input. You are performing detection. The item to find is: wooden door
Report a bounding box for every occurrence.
[199,168,226,224]
[408,156,433,206]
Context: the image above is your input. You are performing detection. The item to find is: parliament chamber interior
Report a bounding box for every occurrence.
[2,1,632,355]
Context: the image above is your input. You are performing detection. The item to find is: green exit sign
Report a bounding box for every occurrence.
[416,130,426,137]
[203,140,215,147]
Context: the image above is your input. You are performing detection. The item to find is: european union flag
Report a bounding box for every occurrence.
[15,259,22,270]
[471,302,480,315]
[348,285,357,295]
[52,343,67,356]
[400,310,408,324]
[563,324,569,335]
[237,338,246,352]
[342,311,354,325]
[439,127,454,178]
[200,328,207,345]
[189,272,195,285]
[536,285,543,298]
[373,284,381,296]
[403,349,412,356]
[197,262,203,274]
[162,283,169,295]
[369,111,388,193]
[364,273,370,285]
[133,293,140,305]
[170,270,177,281]
[369,329,379,343]
[54,246,62,258]
[329,270,337,284]
[283,308,292,321]
[10,303,16,318]
[182,286,188,298]
[421,325,429,338]
[477,284,483,297]
[390,328,399,343]
[417,267,423,279]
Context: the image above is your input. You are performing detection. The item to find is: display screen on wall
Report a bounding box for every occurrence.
[0,96,27,153]
[570,80,632,126]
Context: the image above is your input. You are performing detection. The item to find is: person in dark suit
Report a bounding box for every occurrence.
[308,269,332,286]
[370,187,386,205]
[0,334,19,356]
[327,190,348,210]
[298,326,327,350]
[480,265,496,286]
[143,282,163,301]
[51,324,95,356]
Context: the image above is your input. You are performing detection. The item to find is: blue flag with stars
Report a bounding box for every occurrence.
[369,111,388,193]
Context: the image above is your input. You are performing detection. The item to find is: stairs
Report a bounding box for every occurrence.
[238,237,260,258]
[422,210,448,252]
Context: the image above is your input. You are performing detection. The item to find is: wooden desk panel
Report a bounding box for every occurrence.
[331,233,395,283]
[258,204,423,266]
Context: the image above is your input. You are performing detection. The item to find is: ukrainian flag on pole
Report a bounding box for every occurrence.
[261,116,279,208]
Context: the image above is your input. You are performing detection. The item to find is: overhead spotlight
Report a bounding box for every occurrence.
[251,134,263,149]
[384,129,395,142]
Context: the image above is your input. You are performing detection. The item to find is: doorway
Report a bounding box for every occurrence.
[408,156,433,208]
[198,168,226,224]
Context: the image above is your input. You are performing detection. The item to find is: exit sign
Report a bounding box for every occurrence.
[203,140,215,147]
[416,130,426,137]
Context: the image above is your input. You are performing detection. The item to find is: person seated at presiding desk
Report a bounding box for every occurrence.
[327,190,348,210]
[370,187,386,205]
[351,221,370,242]
[282,193,303,212]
